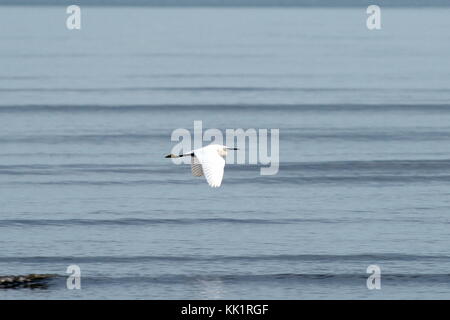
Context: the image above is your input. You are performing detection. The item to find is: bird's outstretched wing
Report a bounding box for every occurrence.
[194,149,225,187]
[191,156,204,177]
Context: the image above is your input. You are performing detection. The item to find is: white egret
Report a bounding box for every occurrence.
[165,144,238,187]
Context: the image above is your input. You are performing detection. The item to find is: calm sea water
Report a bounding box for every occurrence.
[1,7,450,299]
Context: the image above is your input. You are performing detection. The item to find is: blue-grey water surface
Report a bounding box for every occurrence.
[0,7,450,299]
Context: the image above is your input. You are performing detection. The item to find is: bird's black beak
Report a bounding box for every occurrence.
[227,147,239,150]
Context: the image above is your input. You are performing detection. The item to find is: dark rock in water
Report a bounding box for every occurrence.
[0,274,57,289]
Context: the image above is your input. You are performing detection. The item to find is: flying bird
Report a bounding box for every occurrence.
[165,144,238,187]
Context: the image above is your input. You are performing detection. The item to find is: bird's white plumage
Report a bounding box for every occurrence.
[193,145,226,188]
[166,143,231,187]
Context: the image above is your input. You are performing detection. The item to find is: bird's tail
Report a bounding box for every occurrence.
[165,154,180,158]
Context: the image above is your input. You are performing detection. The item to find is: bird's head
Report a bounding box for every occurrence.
[217,145,238,157]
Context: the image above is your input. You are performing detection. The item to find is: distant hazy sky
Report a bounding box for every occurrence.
[1,0,449,7]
